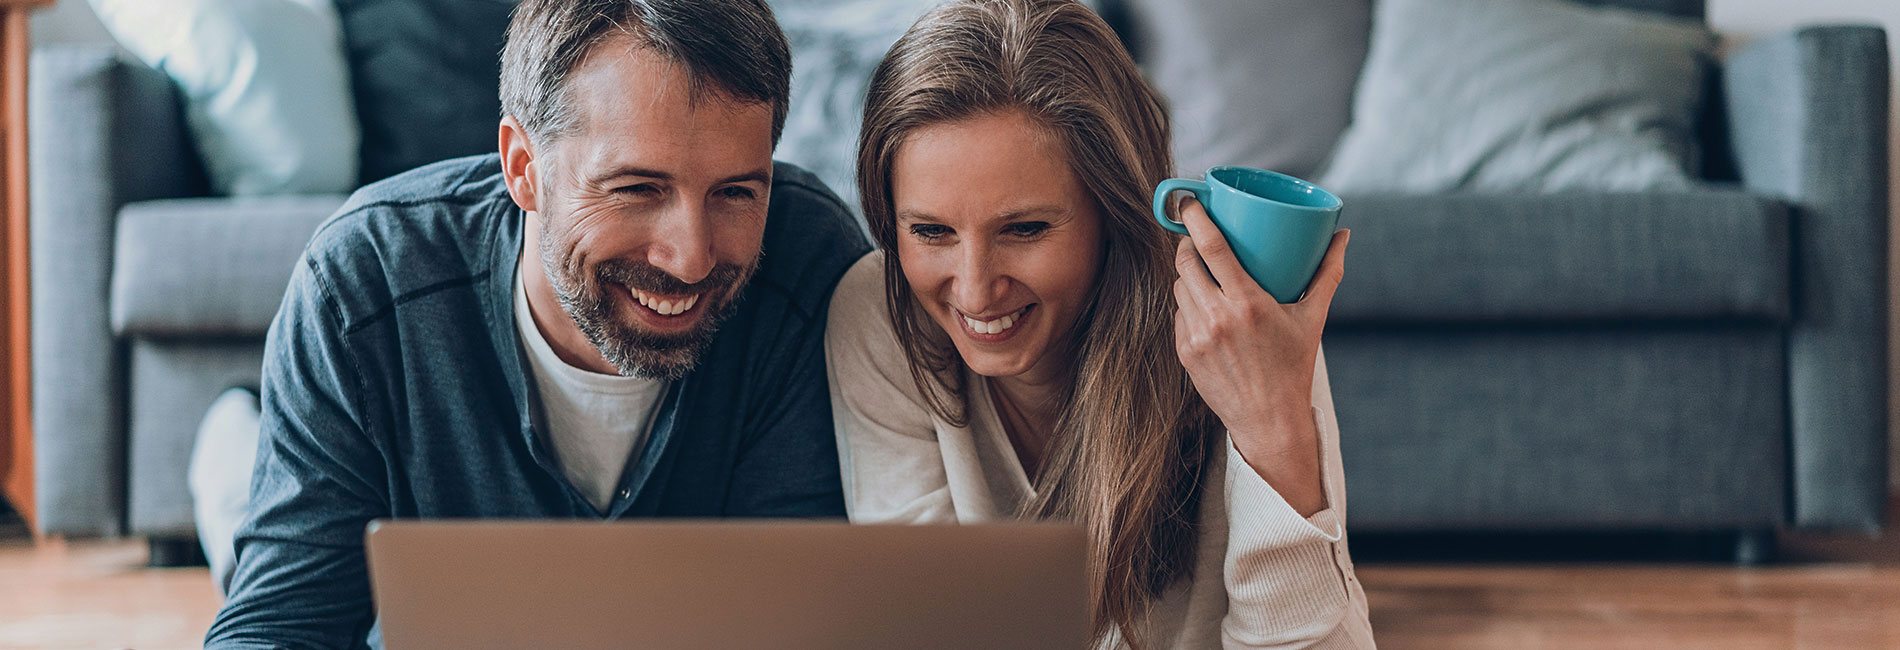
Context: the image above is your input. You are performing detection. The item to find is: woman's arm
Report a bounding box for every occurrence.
[1218,350,1376,649]
[1169,201,1374,647]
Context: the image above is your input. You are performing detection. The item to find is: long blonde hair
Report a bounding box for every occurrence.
[856,0,1216,645]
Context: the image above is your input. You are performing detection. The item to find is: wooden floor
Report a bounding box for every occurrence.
[1364,562,1899,649]
[0,508,1895,650]
[0,536,220,650]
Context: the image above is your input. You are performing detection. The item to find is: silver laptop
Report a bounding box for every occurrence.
[365,520,1087,650]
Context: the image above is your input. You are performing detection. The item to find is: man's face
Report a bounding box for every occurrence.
[522,36,775,379]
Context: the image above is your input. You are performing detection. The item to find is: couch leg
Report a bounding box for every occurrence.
[1732,529,1776,566]
[148,537,207,568]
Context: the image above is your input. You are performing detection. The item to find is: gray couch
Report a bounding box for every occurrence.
[29,0,1888,561]
[1318,19,1891,547]
[1100,0,1890,555]
[30,44,345,555]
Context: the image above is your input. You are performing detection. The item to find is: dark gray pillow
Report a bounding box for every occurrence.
[1125,0,1371,180]
[333,0,518,185]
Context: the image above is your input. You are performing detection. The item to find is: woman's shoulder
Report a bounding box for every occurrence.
[826,249,899,342]
[824,249,947,441]
[824,250,911,378]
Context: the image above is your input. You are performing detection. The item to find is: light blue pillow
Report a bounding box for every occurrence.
[1319,0,1717,193]
[89,0,358,196]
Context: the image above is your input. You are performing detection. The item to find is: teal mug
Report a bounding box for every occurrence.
[1152,166,1343,303]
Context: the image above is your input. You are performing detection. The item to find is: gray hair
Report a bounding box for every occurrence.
[499,0,792,144]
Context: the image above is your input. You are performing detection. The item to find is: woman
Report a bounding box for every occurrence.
[826,0,1374,648]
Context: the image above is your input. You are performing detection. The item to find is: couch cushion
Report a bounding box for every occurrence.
[1328,325,1784,530]
[1320,0,1715,194]
[88,0,359,195]
[1328,190,1790,324]
[334,0,518,184]
[1123,0,1371,181]
[126,340,268,537]
[112,196,347,338]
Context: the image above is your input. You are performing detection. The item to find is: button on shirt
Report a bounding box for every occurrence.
[513,261,667,512]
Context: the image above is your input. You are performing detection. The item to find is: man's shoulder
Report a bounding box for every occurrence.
[754,161,873,323]
[299,154,517,331]
[335,153,511,215]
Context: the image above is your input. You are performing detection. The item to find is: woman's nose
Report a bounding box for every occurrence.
[950,243,1009,312]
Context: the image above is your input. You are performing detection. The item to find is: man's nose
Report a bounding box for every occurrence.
[646,200,716,285]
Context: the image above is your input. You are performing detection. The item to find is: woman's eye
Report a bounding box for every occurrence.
[908,224,951,241]
[1005,222,1050,238]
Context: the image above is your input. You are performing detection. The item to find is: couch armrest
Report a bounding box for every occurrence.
[28,45,206,536]
[1724,26,1890,531]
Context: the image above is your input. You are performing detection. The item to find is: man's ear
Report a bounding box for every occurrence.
[499,115,540,213]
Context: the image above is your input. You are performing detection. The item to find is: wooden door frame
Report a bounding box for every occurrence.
[1,0,52,533]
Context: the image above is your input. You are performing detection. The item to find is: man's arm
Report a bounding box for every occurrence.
[721,178,867,517]
[205,260,389,650]
[724,294,850,517]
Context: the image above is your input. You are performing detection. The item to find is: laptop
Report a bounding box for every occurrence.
[364,520,1088,650]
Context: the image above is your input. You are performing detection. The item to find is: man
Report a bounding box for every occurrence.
[204,0,869,647]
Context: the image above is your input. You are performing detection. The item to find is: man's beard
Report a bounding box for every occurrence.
[542,242,758,380]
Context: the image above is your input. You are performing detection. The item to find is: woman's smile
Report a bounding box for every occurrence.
[955,304,1036,341]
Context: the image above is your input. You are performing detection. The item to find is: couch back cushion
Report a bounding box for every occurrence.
[89,0,360,196]
[1120,0,1371,180]
[1106,0,1704,182]
[1122,0,1372,180]
[334,0,518,185]
[1318,0,1716,193]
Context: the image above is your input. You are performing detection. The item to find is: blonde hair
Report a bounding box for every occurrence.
[856,0,1216,645]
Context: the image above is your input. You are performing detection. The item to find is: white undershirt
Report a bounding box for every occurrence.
[514,261,667,512]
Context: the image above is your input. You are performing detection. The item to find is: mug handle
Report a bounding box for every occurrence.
[1152,178,1206,235]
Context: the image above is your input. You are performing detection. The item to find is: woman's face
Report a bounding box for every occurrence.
[890,109,1105,381]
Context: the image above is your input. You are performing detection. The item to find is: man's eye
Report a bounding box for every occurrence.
[908,224,951,241]
[615,183,661,197]
[1005,222,1050,238]
[718,186,757,200]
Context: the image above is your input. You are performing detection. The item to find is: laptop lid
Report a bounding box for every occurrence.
[365,520,1088,650]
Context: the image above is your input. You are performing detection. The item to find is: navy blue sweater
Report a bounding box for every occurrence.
[206,155,870,649]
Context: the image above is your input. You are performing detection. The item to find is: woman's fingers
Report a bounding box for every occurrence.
[1173,234,1219,298]
[1176,198,1257,294]
[1297,229,1350,317]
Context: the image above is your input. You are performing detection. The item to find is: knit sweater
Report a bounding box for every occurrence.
[825,252,1376,649]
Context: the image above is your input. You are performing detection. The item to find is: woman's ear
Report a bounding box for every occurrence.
[499,115,540,213]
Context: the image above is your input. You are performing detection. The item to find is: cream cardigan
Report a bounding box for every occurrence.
[825,253,1376,649]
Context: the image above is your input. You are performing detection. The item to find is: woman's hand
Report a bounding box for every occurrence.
[1171,198,1348,518]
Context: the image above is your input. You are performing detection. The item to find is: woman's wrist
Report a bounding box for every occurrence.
[1228,399,1326,517]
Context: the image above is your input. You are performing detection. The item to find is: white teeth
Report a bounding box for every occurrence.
[964,309,1024,335]
[632,289,699,316]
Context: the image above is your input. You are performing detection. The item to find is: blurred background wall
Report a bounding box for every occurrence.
[31,1,111,46]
